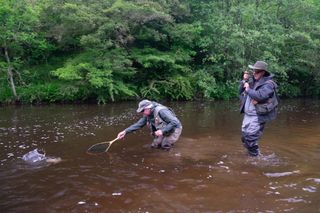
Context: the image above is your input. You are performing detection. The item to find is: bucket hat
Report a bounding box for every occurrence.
[136,99,153,113]
[248,61,270,76]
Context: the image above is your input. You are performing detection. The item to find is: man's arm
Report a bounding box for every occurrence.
[247,82,275,102]
[118,117,148,139]
[124,117,148,133]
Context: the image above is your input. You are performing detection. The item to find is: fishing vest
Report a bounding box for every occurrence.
[255,80,279,115]
[153,105,168,130]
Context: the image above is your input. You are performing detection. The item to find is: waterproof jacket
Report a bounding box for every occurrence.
[125,102,182,135]
[239,75,278,123]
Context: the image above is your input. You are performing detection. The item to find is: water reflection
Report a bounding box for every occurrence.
[0,99,319,212]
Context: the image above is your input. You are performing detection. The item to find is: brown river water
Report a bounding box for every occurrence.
[0,99,319,212]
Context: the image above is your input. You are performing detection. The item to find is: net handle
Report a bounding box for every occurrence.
[108,136,120,145]
[104,136,120,152]
[104,137,120,152]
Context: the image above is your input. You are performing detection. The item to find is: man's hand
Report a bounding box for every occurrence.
[154,130,163,137]
[117,131,126,139]
[244,82,250,91]
[251,99,258,105]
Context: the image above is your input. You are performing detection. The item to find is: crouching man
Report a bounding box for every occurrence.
[117,100,182,150]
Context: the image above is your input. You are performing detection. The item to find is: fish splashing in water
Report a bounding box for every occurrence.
[22,149,62,165]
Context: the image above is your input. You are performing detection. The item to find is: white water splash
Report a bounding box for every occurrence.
[302,186,317,193]
[306,178,320,184]
[278,197,308,203]
[264,170,300,178]
[112,192,122,196]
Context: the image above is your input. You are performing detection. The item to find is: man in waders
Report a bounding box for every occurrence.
[239,61,279,156]
[117,100,182,150]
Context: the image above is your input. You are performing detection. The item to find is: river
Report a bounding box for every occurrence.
[0,99,319,212]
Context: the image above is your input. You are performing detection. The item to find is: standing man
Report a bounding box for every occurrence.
[239,61,279,156]
[117,100,182,150]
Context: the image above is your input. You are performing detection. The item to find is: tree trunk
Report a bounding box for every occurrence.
[4,45,18,101]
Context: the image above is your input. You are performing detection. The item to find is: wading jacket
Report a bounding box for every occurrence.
[239,75,278,123]
[125,102,182,136]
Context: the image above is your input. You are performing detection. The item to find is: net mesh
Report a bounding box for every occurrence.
[87,142,111,154]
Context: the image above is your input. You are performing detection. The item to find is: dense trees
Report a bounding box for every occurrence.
[1,0,319,103]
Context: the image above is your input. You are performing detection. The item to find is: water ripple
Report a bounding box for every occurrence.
[264,170,300,178]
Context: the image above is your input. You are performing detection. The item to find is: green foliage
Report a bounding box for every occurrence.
[16,82,91,103]
[0,85,14,103]
[214,81,239,100]
[1,0,320,103]
[278,82,302,98]
[192,70,218,99]
[0,0,53,62]
[140,75,194,100]
[52,50,137,102]
[190,0,320,98]
[39,0,100,50]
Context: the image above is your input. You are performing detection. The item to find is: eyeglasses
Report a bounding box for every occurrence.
[253,70,263,74]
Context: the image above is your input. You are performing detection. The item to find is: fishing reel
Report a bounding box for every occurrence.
[243,70,253,84]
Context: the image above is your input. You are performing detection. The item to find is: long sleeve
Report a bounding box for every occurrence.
[124,117,147,133]
[247,83,274,102]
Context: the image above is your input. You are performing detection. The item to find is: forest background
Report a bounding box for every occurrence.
[1,0,319,104]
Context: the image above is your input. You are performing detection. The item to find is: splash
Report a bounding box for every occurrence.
[22,149,46,163]
[264,170,300,178]
[22,149,62,165]
[302,186,317,193]
[278,197,308,203]
[247,153,284,167]
[306,178,320,184]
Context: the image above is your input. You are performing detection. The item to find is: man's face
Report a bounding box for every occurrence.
[142,108,151,116]
[253,69,265,80]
